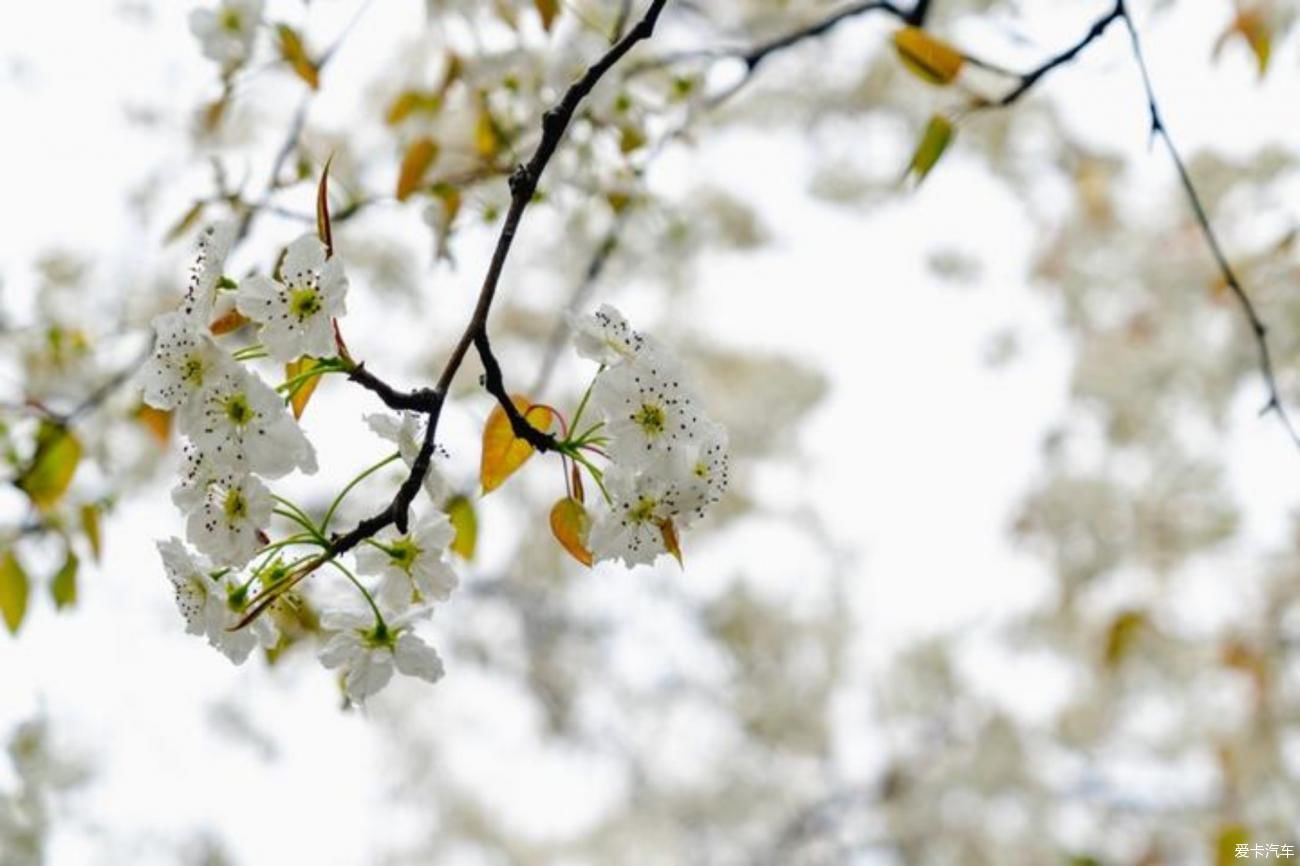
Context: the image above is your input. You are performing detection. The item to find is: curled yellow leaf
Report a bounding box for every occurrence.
[284,357,323,420]
[892,26,965,86]
[480,395,554,493]
[550,497,592,567]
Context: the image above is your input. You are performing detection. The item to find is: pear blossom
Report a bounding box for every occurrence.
[179,364,317,477]
[589,466,688,567]
[140,311,233,410]
[189,0,264,70]
[318,605,444,703]
[235,234,348,362]
[672,420,730,526]
[355,515,459,608]
[171,442,211,513]
[591,346,703,465]
[568,304,647,366]
[158,537,276,663]
[184,471,274,567]
[365,411,450,505]
[181,221,236,324]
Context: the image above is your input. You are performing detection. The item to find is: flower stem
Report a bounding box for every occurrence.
[321,451,402,533]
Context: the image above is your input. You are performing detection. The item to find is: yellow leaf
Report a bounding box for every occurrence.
[284,357,323,420]
[658,519,683,566]
[1215,824,1250,866]
[906,114,954,184]
[164,201,206,244]
[474,104,502,160]
[892,26,965,86]
[277,24,319,89]
[445,495,478,560]
[535,0,559,30]
[209,308,250,335]
[51,550,78,611]
[18,422,81,512]
[396,136,439,202]
[550,497,592,566]
[385,90,442,126]
[80,504,102,562]
[1103,609,1147,669]
[135,404,172,446]
[480,395,555,493]
[0,551,29,635]
[1215,9,1272,78]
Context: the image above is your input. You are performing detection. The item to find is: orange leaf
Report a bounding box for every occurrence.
[136,404,172,445]
[658,519,683,566]
[209,308,249,335]
[480,395,554,493]
[277,24,320,89]
[396,136,439,202]
[550,497,592,566]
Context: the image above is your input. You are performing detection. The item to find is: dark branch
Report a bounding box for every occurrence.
[346,363,441,414]
[740,1,908,72]
[995,4,1123,106]
[474,330,560,453]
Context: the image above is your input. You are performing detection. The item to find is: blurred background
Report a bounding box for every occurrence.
[2,1,1300,863]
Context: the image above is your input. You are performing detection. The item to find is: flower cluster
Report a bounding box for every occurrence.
[569,305,730,566]
[145,223,452,703]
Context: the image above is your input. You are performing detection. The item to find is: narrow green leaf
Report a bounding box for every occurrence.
[51,550,79,610]
[906,114,955,184]
[18,422,82,512]
[0,551,30,634]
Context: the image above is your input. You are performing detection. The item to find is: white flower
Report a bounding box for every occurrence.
[569,304,647,366]
[236,234,348,362]
[318,605,444,703]
[140,311,233,410]
[171,442,211,512]
[365,412,450,505]
[672,420,730,526]
[592,347,703,466]
[188,0,264,70]
[179,364,317,477]
[181,221,236,324]
[184,471,273,567]
[589,466,687,567]
[355,515,458,609]
[158,537,276,663]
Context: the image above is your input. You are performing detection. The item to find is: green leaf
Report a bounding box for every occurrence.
[0,551,30,634]
[445,495,478,560]
[80,504,102,562]
[51,550,79,610]
[18,422,82,512]
[1216,824,1250,866]
[906,114,955,185]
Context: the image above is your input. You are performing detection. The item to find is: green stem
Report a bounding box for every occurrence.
[276,359,347,395]
[568,373,601,433]
[321,452,402,533]
[569,450,612,505]
[326,557,385,628]
[233,345,268,362]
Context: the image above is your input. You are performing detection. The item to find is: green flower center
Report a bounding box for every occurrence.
[220,9,243,32]
[387,538,422,573]
[224,393,252,426]
[629,496,658,525]
[289,287,322,321]
[632,403,666,436]
[223,487,248,521]
[182,354,206,386]
[363,622,396,649]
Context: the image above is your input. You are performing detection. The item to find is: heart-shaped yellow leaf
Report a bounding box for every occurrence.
[892,26,965,86]
[480,395,554,493]
[0,551,29,635]
[18,422,81,512]
[550,497,592,566]
[445,494,478,560]
[284,356,323,419]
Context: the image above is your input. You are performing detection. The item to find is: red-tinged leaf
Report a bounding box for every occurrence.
[18,422,81,512]
[445,495,478,560]
[284,357,323,420]
[396,137,439,202]
[658,519,683,566]
[570,462,585,505]
[277,24,320,89]
[535,0,559,30]
[906,114,954,184]
[50,549,78,610]
[316,156,334,259]
[550,497,593,567]
[135,404,172,446]
[80,504,102,562]
[0,551,29,635]
[209,308,250,335]
[480,395,555,493]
